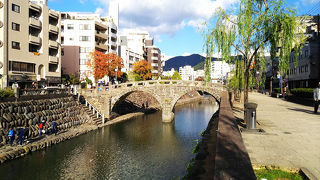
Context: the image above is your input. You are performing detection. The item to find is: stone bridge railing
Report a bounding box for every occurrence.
[81,80,224,94]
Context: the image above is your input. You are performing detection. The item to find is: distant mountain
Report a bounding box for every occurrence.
[163,54,205,71]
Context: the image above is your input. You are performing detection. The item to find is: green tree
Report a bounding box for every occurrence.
[171,71,182,80]
[204,0,304,103]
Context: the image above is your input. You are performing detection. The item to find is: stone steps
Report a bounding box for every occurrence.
[81,105,102,126]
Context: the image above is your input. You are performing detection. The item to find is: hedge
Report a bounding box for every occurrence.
[0,88,14,99]
[290,88,314,98]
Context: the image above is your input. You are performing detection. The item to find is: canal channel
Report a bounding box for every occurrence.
[0,98,218,179]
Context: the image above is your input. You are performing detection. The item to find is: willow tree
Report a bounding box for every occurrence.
[204,0,304,103]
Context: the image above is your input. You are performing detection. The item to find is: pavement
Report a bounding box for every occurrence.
[233,92,320,179]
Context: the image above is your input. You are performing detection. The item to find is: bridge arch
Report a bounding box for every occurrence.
[169,89,221,113]
[109,89,163,113]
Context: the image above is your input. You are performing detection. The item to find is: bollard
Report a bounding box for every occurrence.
[244,102,258,129]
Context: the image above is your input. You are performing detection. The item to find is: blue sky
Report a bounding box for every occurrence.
[48,0,320,58]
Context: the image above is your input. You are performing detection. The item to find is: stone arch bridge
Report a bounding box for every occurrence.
[79,80,224,123]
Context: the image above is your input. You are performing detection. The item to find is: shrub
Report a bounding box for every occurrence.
[273,88,281,93]
[290,88,314,98]
[81,82,87,89]
[0,88,15,98]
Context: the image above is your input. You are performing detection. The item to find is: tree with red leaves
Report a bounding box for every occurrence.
[88,50,124,80]
[132,60,152,80]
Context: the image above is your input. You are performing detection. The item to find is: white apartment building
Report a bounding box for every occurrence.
[60,12,118,81]
[0,0,61,88]
[194,69,205,80]
[119,30,160,73]
[162,68,176,77]
[118,45,143,72]
[179,65,194,81]
[211,61,232,83]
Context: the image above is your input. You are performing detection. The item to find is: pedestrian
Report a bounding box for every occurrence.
[17,127,24,145]
[142,102,145,109]
[24,127,29,143]
[8,127,15,146]
[51,121,57,136]
[39,121,44,136]
[32,82,36,89]
[314,82,320,113]
[146,100,149,109]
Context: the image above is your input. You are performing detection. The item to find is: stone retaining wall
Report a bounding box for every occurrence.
[0,96,91,147]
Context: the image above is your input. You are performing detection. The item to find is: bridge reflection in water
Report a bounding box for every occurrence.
[0,99,218,179]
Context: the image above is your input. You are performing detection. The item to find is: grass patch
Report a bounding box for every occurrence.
[255,168,303,180]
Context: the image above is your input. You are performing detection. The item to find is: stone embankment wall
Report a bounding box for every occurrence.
[0,96,91,147]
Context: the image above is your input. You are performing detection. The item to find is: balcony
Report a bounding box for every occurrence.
[95,42,108,51]
[29,35,41,45]
[49,25,58,34]
[29,2,41,12]
[49,10,59,19]
[95,22,108,31]
[110,32,117,39]
[49,40,58,49]
[151,56,158,60]
[95,31,108,40]
[49,56,59,63]
[29,17,41,28]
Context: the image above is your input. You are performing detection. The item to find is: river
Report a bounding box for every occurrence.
[0,99,218,179]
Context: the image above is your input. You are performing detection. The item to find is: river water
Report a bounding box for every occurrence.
[0,99,218,180]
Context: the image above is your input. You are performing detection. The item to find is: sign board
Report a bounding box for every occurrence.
[36,75,41,81]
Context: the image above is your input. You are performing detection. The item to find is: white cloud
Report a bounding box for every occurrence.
[182,52,191,56]
[79,0,86,4]
[95,0,239,37]
[300,0,320,5]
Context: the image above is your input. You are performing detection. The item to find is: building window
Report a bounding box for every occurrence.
[12,22,20,31]
[9,61,35,73]
[12,4,20,13]
[80,47,91,53]
[12,41,20,50]
[79,36,90,41]
[61,49,64,56]
[305,65,308,72]
[305,50,308,58]
[80,58,90,65]
[67,24,74,30]
[79,24,91,30]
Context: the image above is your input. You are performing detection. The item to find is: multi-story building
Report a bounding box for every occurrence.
[211,60,232,83]
[60,12,118,81]
[119,30,163,75]
[118,44,143,72]
[179,65,194,80]
[287,16,320,88]
[145,46,161,75]
[162,68,176,77]
[0,0,61,88]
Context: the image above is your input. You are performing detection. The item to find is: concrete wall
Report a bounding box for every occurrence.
[61,45,80,75]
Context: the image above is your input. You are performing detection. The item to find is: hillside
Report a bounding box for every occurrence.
[163,54,205,71]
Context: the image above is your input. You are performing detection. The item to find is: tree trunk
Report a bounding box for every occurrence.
[244,68,249,104]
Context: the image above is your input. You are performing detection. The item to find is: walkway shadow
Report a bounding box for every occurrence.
[287,108,316,115]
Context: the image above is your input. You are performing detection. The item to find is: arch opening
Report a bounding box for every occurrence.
[111,90,162,116]
[171,90,220,114]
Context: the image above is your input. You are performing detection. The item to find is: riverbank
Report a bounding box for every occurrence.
[0,94,206,165]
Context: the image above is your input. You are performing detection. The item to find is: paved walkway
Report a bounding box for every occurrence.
[234,92,320,179]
